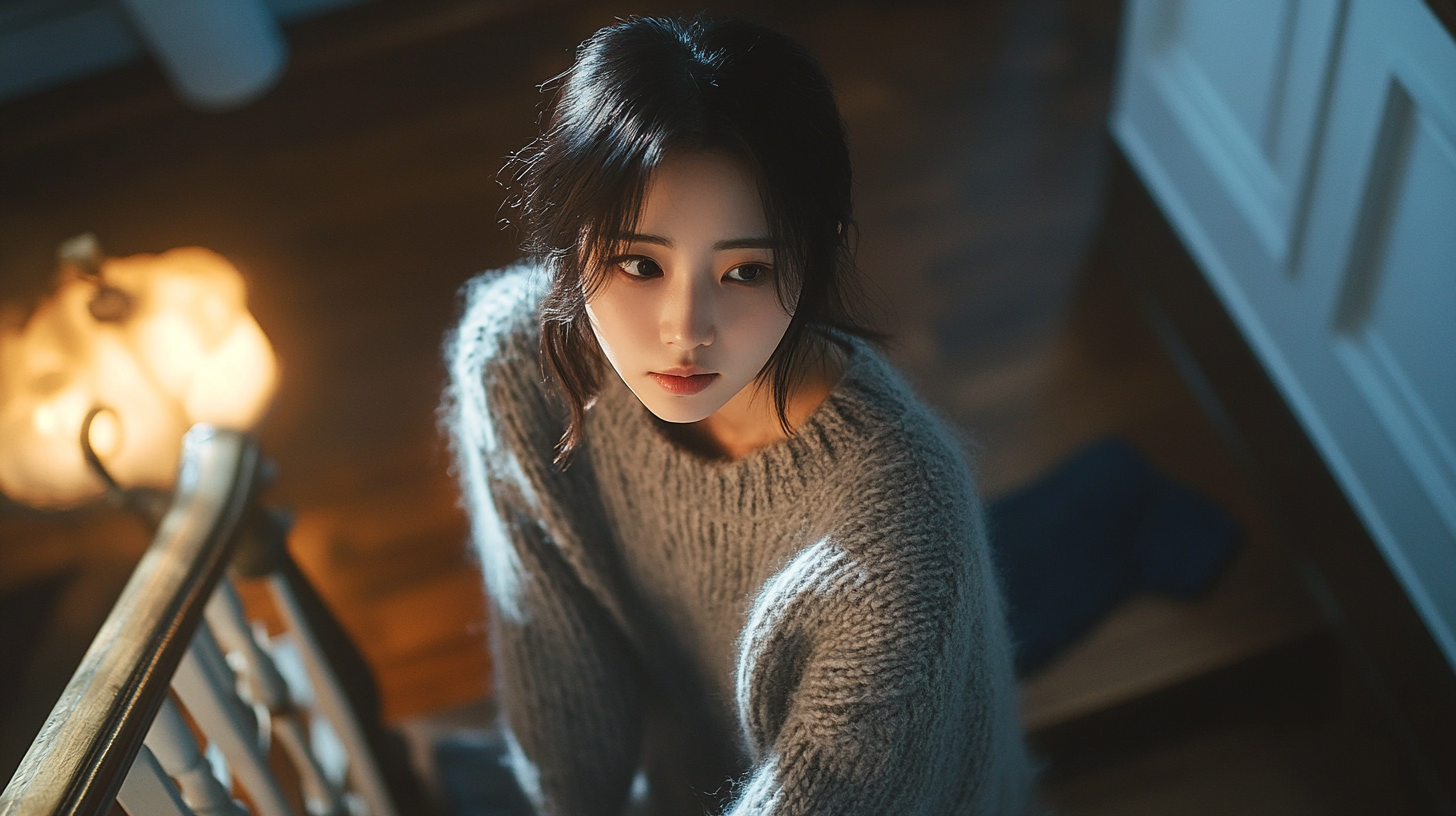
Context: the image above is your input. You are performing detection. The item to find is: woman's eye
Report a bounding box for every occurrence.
[616,257,662,278]
[725,263,770,283]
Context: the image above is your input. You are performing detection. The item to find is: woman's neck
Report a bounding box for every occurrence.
[664,339,846,461]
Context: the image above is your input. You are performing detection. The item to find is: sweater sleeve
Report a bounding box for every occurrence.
[446,266,642,816]
[487,498,643,816]
[729,474,1033,815]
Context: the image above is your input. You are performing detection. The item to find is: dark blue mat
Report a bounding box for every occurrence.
[987,436,1240,676]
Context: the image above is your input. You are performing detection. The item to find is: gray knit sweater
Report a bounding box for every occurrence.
[445,264,1037,816]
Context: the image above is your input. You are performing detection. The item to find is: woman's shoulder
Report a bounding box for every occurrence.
[444,261,558,462]
[449,261,548,368]
[827,339,979,495]
[803,340,990,559]
[447,261,554,405]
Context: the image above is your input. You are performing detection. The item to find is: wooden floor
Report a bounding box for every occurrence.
[0,0,1437,810]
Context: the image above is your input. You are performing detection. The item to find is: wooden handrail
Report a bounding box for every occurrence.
[0,427,260,816]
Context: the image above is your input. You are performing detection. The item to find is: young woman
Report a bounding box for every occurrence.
[446,15,1037,815]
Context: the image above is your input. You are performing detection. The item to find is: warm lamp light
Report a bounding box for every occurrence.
[0,237,277,509]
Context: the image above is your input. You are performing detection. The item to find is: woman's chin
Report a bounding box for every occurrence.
[630,384,727,425]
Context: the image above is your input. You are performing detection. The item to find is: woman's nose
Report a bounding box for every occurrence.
[660,274,715,349]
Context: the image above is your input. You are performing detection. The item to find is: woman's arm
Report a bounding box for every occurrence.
[729,533,1034,816]
[446,266,642,815]
[487,499,643,816]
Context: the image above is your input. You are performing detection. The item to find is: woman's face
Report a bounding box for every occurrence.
[585,150,792,424]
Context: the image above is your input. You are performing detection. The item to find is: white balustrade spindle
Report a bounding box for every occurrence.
[267,576,399,816]
[118,747,197,816]
[143,697,242,816]
[173,625,297,816]
[207,581,346,816]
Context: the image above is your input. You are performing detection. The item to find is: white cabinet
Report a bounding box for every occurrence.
[1113,0,1456,669]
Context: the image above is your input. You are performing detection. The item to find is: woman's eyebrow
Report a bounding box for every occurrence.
[616,233,776,251]
[618,232,673,247]
[713,237,775,251]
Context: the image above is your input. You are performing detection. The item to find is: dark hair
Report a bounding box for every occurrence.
[504,15,880,462]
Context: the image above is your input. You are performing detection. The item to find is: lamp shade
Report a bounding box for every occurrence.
[0,246,277,509]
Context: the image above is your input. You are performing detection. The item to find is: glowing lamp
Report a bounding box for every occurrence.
[0,237,277,509]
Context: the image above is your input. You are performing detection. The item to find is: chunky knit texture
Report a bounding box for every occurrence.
[445,264,1037,816]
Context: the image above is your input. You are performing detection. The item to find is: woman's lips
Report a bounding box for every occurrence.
[649,371,719,395]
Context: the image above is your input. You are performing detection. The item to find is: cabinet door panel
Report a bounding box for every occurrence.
[1174,1,1293,146]
[1339,94,1456,523]
[1306,0,1456,654]
[1116,0,1456,669]
[1123,0,1344,262]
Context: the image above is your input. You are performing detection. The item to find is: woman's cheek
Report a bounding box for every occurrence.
[726,291,793,369]
[587,284,657,372]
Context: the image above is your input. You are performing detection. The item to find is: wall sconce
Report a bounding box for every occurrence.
[0,235,277,510]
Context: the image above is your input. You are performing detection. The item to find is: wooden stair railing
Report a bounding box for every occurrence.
[0,425,419,816]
